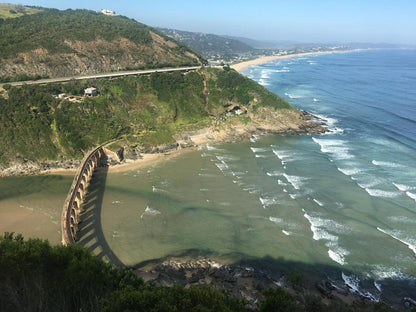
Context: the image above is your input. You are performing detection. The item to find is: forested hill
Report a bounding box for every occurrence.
[158,28,254,58]
[0,7,205,81]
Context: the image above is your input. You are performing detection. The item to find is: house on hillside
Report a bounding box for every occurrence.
[100,9,117,16]
[84,87,97,97]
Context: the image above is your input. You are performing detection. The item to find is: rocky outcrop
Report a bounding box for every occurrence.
[136,257,282,309]
[0,158,81,177]
[135,257,377,310]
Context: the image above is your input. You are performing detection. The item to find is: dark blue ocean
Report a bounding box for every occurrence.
[93,49,416,304]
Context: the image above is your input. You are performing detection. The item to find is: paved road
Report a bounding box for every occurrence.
[2,66,202,87]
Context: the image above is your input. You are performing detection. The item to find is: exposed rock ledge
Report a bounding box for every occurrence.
[135,257,377,310]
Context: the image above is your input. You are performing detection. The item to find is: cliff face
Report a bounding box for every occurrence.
[0,9,205,80]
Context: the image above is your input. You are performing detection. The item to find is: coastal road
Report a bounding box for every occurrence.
[2,66,202,87]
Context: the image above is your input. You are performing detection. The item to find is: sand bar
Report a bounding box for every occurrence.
[231,50,359,72]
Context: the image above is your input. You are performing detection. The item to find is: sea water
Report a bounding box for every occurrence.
[98,49,416,302]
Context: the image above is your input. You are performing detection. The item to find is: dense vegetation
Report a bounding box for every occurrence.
[0,68,293,165]
[0,9,152,57]
[0,8,205,80]
[0,233,403,312]
[158,28,254,58]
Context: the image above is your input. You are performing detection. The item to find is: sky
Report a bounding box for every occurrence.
[4,0,416,45]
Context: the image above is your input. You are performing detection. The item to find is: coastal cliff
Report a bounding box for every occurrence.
[0,67,325,176]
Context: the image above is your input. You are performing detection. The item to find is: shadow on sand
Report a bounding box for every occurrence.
[77,165,124,267]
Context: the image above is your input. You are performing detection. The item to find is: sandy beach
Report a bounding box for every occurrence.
[231,50,355,73]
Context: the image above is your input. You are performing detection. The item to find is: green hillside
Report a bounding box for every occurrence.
[158,28,254,57]
[0,3,43,19]
[0,67,293,165]
[0,8,205,80]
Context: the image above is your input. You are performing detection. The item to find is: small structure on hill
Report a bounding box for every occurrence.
[100,9,117,16]
[224,101,248,116]
[84,87,97,97]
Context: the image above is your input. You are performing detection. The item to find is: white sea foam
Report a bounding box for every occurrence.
[342,273,379,302]
[215,162,228,172]
[284,92,302,99]
[377,227,416,256]
[313,114,338,127]
[282,230,291,236]
[275,69,290,73]
[260,70,270,79]
[312,137,353,159]
[250,147,269,153]
[206,144,223,151]
[327,243,350,265]
[269,216,283,224]
[392,182,414,192]
[152,186,168,193]
[289,194,298,200]
[272,149,291,161]
[372,160,403,168]
[266,171,282,177]
[259,79,270,86]
[277,179,287,186]
[406,191,416,201]
[374,281,382,292]
[313,98,320,102]
[255,155,267,158]
[303,212,339,241]
[371,264,407,280]
[387,215,416,224]
[356,177,384,189]
[365,188,400,198]
[337,167,364,176]
[313,198,324,207]
[243,186,260,194]
[140,206,161,219]
[198,173,218,178]
[283,173,307,190]
[216,155,239,162]
[260,196,279,207]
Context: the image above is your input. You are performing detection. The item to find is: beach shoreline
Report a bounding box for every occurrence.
[231,49,362,73]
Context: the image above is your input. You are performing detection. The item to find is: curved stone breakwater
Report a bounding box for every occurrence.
[61,147,110,245]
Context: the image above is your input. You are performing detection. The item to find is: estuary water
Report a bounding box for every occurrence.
[99,49,416,301]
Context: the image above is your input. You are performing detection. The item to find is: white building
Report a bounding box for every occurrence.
[84,87,97,97]
[100,9,117,16]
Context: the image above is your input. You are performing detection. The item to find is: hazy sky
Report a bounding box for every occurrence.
[5,0,416,44]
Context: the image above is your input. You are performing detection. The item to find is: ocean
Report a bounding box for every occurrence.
[1,49,415,303]
[95,49,416,303]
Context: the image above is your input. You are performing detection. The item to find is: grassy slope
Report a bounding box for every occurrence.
[0,3,43,19]
[0,68,294,165]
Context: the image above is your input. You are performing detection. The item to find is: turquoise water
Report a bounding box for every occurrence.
[100,49,416,301]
